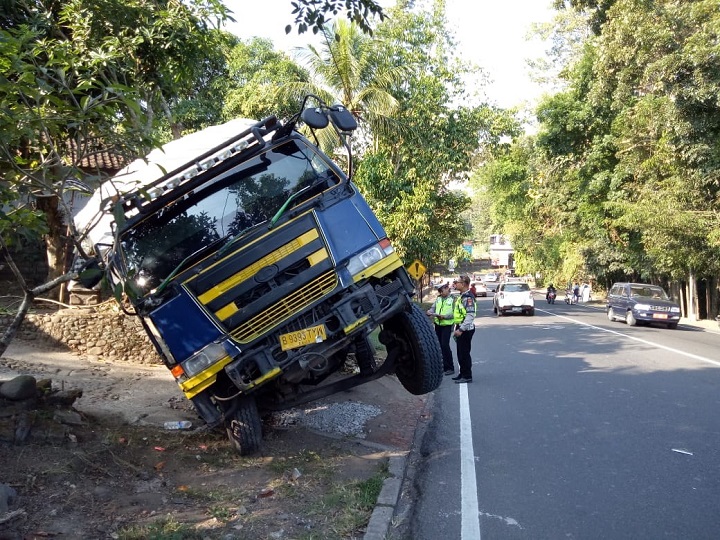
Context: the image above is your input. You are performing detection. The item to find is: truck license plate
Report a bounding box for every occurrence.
[279,324,327,351]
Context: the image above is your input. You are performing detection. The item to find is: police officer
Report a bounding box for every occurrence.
[452,275,476,383]
[426,282,456,375]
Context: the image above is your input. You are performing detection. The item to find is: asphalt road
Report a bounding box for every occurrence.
[408,296,720,540]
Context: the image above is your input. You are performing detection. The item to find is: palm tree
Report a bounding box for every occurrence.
[291,19,407,153]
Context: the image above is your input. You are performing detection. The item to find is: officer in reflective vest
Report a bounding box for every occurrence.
[452,275,476,383]
[426,282,456,375]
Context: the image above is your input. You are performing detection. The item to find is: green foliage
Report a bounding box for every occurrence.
[223,37,309,122]
[286,0,385,36]
[0,0,231,283]
[0,184,47,249]
[480,0,720,293]
[294,17,406,153]
[351,3,501,269]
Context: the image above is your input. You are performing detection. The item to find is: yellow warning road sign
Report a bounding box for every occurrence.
[407,259,426,280]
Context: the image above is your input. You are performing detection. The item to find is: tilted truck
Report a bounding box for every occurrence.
[80,95,442,454]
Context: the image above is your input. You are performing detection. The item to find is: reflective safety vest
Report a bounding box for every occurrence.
[453,291,476,325]
[433,296,455,326]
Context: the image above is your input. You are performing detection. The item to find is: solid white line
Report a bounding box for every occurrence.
[536,309,720,367]
[459,384,481,540]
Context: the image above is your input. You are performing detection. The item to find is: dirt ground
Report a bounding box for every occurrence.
[0,341,426,539]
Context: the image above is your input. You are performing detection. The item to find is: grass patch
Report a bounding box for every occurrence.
[118,516,205,540]
[267,449,325,474]
[307,467,388,537]
[207,504,235,522]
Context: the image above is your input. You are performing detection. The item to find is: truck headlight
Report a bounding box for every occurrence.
[182,342,229,377]
[347,239,394,276]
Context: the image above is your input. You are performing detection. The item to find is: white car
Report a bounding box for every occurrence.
[493,282,535,316]
[471,281,488,297]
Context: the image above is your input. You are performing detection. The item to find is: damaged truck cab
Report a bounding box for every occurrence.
[102,96,442,453]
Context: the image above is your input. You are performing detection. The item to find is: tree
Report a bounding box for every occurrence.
[481,0,720,318]
[552,0,618,35]
[162,30,240,137]
[223,37,310,122]
[352,0,503,272]
[0,0,230,354]
[293,17,406,153]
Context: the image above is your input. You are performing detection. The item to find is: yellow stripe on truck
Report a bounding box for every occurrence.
[179,356,232,398]
[195,229,320,305]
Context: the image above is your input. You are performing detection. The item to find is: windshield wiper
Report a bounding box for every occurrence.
[268,185,313,230]
[269,174,332,229]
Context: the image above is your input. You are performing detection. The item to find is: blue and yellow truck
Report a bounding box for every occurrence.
[97,96,442,453]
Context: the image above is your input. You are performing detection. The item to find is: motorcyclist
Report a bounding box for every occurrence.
[546,283,556,301]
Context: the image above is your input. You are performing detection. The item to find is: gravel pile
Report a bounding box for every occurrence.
[270,401,382,438]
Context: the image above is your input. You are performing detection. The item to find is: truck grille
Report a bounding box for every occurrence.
[231,270,336,342]
[183,213,338,344]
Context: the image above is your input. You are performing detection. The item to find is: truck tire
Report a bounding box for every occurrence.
[226,396,262,455]
[383,303,443,395]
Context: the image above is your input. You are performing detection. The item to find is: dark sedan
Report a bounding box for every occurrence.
[606,282,681,329]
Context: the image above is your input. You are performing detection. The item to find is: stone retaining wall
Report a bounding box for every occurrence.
[2,306,162,365]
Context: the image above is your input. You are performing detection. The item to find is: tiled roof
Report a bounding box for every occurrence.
[65,138,130,171]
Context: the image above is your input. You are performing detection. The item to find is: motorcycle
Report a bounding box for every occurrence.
[565,289,578,304]
[546,290,557,304]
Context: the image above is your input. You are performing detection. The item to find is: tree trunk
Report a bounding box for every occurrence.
[35,194,69,301]
[687,271,698,321]
[708,275,718,321]
[678,283,686,318]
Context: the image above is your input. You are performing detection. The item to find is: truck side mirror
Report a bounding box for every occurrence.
[328,105,357,132]
[300,107,329,129]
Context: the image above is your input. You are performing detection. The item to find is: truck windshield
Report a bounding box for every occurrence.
[119,139,340,291]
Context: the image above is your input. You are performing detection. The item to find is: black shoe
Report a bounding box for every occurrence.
[444,370,455,376]
[451,374,463,381]
[454,377,472,384]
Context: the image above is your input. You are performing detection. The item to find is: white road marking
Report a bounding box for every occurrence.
[536,309,720,367]
[459,384,481,539]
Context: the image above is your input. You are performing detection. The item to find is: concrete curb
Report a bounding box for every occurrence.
[363,456,405,539]
[363,391,435,540]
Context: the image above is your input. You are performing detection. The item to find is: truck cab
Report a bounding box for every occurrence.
[92,96,442,453]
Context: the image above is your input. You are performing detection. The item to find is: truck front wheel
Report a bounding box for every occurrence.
[381,303,443,395]
[225,396,262,455]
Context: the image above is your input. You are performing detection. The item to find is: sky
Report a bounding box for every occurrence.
[222,0,556,110]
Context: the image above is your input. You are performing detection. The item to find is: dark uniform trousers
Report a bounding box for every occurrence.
[435,324,454,372]
[456,327,475,379]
